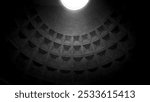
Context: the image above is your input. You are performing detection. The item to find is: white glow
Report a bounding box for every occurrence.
[60,0,89,10]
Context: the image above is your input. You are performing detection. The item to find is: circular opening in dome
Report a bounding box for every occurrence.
[60,0,89,11]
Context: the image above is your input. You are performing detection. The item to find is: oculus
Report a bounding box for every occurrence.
[60,0,89,10]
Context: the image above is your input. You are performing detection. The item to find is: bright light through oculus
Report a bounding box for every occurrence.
[60,0,89,10]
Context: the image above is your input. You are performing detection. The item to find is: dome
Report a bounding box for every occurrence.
[2,0,136,84]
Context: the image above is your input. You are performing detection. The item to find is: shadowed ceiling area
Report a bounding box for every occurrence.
[33,0,111,35]
[1,0,145,85]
